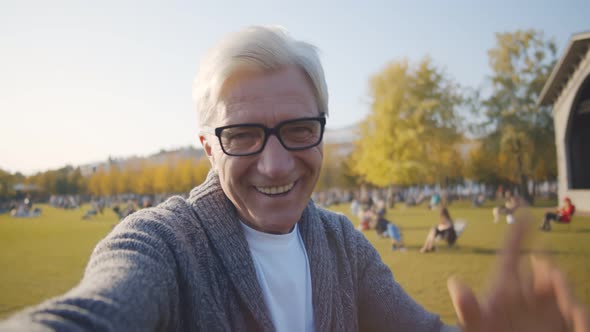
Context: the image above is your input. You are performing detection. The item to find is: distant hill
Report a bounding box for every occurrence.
[79,146,206,176]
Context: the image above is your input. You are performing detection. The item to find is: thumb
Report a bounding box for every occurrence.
[448,276,482,332]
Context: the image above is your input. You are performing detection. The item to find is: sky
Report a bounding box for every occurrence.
[1,0,588,175]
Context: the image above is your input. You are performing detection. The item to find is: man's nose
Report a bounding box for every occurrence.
[257,135,295,178]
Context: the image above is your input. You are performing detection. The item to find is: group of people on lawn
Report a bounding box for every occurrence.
[355,198,458,253]
[356,191,577,256]
[493,190,576,231]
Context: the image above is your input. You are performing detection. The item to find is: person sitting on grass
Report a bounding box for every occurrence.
[420,207,457,253]
[492,191,519,224]
[472,193,485,207]
[540,196,576,231]
[374,209,406,252]
[81,209,97,220]
[428,193,441,210]
[357,203,373,231]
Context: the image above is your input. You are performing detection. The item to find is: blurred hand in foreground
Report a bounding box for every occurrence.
[447,208,589,332]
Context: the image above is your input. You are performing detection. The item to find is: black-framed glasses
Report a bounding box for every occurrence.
[202,114,326,156]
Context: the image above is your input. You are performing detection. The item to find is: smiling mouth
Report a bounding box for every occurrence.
[255,182,295,195]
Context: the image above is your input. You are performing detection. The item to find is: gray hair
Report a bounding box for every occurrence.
[193,25,329,128]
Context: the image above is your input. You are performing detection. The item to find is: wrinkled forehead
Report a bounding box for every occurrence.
[224,95,315,112]
[216,97,319,126]
[212,67,320,125]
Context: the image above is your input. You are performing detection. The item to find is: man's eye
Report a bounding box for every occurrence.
[223,127,255,138]
[289,126,313,134]
[229,132,257,140]
[283,123,317,139]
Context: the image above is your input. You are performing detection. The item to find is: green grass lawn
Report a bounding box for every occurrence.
[0,205,116,318]
[1,202,589,324]
[330,200,590,323]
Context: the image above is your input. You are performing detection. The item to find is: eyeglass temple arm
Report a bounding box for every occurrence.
[200,126,216,135]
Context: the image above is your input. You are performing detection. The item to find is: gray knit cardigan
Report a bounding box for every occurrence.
[1,172,444,331]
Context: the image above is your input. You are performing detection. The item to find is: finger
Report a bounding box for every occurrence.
[531,255,553,298]
[572,303,590,332]
[448,276,482,331]
[551,268,576,324]
[550,267,590,332]
[530,255,572,331]
[496,210,533,278]
[518,255,535,305]
[485,212,534,315]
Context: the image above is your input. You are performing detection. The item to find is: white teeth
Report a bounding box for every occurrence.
[256,182,295,195]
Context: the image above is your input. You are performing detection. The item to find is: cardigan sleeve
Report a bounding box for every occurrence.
[0,211,181,332]
[354,230,445,332]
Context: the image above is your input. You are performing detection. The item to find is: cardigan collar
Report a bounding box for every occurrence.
[187,170,337,331]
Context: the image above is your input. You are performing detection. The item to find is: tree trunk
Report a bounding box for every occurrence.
[520,174,533,204]
[387,184,395,208]
[515,139,533,204]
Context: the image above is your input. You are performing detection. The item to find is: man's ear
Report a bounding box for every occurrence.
[199,135,214,157]
[199,135,217,171]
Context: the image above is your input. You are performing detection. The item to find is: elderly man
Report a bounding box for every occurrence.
[1,26,588,332]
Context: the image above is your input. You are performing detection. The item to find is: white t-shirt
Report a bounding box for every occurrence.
[240,222,314,332]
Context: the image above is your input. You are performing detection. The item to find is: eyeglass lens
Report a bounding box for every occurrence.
[219,119,323,155]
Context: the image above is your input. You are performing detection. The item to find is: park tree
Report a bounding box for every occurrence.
[135,162,157,196]
[87,169,106,196]
[153,161,174,195]
[477,29,557,202]
[316,143,356,191]
[67,167,86,195]
[350,57,463,188]
[173,159,197,193]
[54,167,73,195]
[465,142,502,185]
[123,160,144,195]
[0,169,17,201]
[171,157,211,194]
[23,151,212,198]
[30,170,57,194]
[23,166,86,196]
[193,156,211,187]
[115,166,134,195]
[108,165,125,196]
[84,156,211,197]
